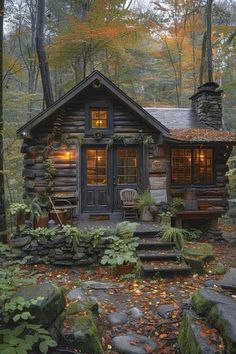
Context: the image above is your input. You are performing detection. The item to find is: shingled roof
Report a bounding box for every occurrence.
[144,107,236,143]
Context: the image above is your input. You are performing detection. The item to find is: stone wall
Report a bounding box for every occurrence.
[10,231,110,266]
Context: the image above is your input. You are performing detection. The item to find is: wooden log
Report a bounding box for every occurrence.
[23,169,35,178]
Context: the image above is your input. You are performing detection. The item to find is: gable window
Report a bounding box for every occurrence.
[90,109,107,129]
[171,148,213,185]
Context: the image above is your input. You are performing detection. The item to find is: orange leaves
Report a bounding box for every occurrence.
[170,128,236,142]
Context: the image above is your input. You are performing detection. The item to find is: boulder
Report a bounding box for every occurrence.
[218,268,236,290]
[156,304,177,319]
[67,288,87,301]
[192,288,236,316]
[127,307,143,319]
[209,303,236,354]
[107,312,128,325]
[112,334,157,354]
[63,312,104,354]
[178,311,218,354]
[66,300,99,316]
[15,282,65,327]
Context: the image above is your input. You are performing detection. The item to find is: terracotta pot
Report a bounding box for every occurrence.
[114,264,134,275]
[34,215,49,228]
[50,210,67,225]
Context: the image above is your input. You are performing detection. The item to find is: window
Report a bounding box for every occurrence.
[90,109,107,129]
[116,148,137,184]
[86,148,107,185]
[171,148,213,185]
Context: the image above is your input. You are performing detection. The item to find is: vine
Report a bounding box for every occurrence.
[107,134,154,148]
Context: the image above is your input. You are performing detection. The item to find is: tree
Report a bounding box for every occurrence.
[199,0,214,84]
[36,0,53,107]
[0,0,7,243]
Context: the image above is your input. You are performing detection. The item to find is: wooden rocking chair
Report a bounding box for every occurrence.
[120,188,139,220]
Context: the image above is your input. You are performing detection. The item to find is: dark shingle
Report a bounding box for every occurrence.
[143,107,209,129]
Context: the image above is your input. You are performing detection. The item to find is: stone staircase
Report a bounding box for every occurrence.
[134,230,191,277]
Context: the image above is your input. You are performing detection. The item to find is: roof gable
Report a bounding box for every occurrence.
[17,71,169,137]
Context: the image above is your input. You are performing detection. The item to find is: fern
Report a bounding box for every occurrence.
[160,225,189,250]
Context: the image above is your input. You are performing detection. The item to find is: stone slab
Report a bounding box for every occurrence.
[218,268,236,290]
[112,334,157,354]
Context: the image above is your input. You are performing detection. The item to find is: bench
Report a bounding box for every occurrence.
[175,209,224,229]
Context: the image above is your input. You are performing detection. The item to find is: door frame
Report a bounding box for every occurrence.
[79,143,147,214]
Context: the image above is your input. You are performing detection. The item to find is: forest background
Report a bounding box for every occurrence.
[2,0,236,210]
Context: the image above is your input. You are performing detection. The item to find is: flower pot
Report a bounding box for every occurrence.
[50,210,67,225]
[114,264,134,275]
[140,206,153,222]
[34,215,49,228]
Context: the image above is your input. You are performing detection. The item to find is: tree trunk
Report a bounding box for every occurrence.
[199,32,207,85]
[206,0,213,82]
[0,0,7,243]
[35,0,54,108]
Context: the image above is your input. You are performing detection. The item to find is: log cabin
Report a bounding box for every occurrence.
[17,71,236,231]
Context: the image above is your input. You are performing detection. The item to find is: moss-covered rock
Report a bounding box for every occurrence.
[64,311,104,354]
[191,288,235,316]
[15,282,65,327]
[209,303,236,354]
[182,242,214,271]
[178,311,217,354]
[66,300,99,315]
[207,262,226,275]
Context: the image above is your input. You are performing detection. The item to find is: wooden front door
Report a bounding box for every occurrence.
[82,147,111,212]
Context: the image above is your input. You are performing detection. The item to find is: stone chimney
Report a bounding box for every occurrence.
[190,82,223,129]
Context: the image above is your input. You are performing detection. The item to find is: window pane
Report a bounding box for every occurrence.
[171,149,192,184]
[91,109,107,128]
[86,148,107,185]
[116,148,137,184]
[171,148,213,185]
[193,148,213,184]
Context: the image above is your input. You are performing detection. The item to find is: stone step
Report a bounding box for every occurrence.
[134,230,161,238]
[138,250,180,261]
[142,260,191,277]
[138,238,175,250]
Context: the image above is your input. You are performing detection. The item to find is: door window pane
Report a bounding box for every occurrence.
[86,148,107,185]
[90,109,107,128]
[116,148,137,184]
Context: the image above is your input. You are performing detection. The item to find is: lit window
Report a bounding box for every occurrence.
[171,148,213,185]
[90,109,107,129]
[86,148,107,185]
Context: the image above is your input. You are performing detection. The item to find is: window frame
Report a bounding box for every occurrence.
[85,101,113,134]
[170,147,214,186]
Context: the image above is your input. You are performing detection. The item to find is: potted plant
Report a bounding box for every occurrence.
[30,197,49,228]
[9,203,30,227]
[136,190,155,221]
[171,198,185,214]
[101,221,139,274]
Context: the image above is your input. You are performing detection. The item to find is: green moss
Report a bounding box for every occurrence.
[207,262,226,275]
[182,242,214,271]
[178,311,201,354]
[66,300,98,315]
[71,312,104,354]
[192,290,215,316]
[209,306,236,354]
